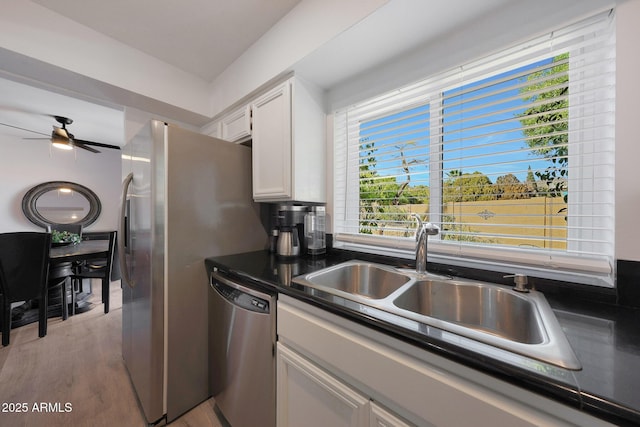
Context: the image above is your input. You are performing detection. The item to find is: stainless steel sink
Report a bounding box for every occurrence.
[392,279,545,345]
[292,260,582,370]
[298,260,411,300]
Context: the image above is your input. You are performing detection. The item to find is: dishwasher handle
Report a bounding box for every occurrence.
[210,270,273,313]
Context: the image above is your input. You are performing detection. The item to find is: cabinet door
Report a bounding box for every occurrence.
[277,343,369,427]
[370,402,414,427]
[221,105,251,143]
[251,82,292,201]
[201,120,221,139]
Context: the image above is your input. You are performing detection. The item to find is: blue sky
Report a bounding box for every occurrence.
[359,57,559,185]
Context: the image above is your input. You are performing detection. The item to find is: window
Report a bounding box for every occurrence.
[334,11,615,287]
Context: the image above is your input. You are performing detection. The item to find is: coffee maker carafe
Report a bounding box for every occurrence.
[276,205,307,258]
[276,226,300,257]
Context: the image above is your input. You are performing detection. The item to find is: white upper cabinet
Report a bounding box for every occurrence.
[251,77,326,203]
[201,120,221,139]
[221,104,252,143]
[251,81,293,201]
[204,75,325,202]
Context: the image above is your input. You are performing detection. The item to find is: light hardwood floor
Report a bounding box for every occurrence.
[0,281,222,427]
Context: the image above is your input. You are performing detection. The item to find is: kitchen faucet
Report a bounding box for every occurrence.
[412,214,439,275]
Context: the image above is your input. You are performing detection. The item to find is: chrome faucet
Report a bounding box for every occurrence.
[412,214,439,275]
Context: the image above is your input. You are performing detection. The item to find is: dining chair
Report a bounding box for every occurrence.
[72,231,116,314]
[0,232,51,346]
[48,262,74,320]
[47,223,83,316]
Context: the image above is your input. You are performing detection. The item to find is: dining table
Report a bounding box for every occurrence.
[50,238,111,315]
[49,239,110,264]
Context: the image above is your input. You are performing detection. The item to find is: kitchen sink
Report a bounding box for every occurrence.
[392,279,545,345]
[298,260,411,300]
[292,260,582,370]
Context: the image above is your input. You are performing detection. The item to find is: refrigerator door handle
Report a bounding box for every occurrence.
[119,172,134,288]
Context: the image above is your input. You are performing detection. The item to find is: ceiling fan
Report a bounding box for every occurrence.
[3,115,120,153]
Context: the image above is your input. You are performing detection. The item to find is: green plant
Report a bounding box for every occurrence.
[51,230,80,244]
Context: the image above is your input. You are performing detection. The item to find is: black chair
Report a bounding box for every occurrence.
[47,223,83,317]
[0,232,51,346]
[48,263,74,320]
[72,231,116,314]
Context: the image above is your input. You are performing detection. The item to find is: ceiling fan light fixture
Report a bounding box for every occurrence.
[52,139,73,150]
[52,126,70,139]
[51,126,73,150]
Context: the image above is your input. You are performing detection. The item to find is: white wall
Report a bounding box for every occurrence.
[326,0,617,111]
[206,0,387,118]
[0,135,122,233]
[614,0,640,261]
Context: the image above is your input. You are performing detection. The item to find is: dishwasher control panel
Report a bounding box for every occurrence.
[211,277,270,314]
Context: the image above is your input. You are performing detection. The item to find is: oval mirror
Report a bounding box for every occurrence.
[22,181,101,228]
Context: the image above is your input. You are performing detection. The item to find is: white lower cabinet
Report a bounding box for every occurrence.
[277,343,370,427]
[276,295,615,427]
[370,402,414,427]
[277,343,412,427]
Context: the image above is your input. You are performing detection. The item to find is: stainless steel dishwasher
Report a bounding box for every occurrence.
[209,269,276,427]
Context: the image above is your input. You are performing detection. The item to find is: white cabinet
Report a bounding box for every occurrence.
[277,295,615,427]
[277,343,411,427]
[277,343,370,427]
[221,104,251,143]
[209,76,325,202]
[370,402,413,427]
[251,77,325,203]
[251,82,292,200]
[201,120,221,139]
[203,105,250,143]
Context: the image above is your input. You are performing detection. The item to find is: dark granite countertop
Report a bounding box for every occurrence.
[205,250,640,426]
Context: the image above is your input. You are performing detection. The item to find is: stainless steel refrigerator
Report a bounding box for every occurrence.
[118,120,267,425]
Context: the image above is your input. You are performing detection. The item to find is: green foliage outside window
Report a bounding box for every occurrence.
[518,53,569,203]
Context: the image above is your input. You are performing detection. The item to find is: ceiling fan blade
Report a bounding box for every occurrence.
[3,116,118,154]
[73,138,120,150]
[0,122,49,136]
[73,142,101,153]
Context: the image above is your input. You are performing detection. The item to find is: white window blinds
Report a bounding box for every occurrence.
[333,10,615,287]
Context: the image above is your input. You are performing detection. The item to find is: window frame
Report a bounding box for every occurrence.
[333,10,615,288]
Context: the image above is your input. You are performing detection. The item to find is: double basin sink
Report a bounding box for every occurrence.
[292,260,581,370]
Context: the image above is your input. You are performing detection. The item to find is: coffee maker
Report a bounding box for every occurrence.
[276,205,307,258]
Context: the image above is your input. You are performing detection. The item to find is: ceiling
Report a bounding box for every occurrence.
[31,0,302,82]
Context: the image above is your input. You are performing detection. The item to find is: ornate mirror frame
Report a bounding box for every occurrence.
[22,181,102,228]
